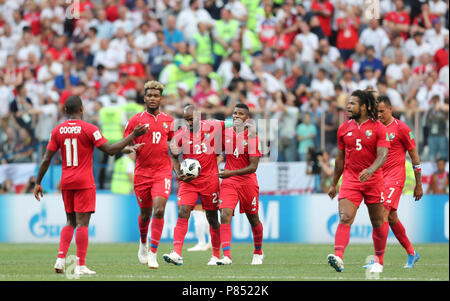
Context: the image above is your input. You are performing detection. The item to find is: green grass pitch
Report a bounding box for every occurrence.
[0,243,447,281]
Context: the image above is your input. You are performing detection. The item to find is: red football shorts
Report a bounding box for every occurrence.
[134,174,172,208]
[219,183,259,214]
[62,188,96,213]
[382,185,403,211]
[177,179,220,211]
[338,180,384,208]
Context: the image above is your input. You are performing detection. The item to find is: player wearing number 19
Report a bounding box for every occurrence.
[327,90,390,274]
[123,80,175,269]
[33,96,148,275]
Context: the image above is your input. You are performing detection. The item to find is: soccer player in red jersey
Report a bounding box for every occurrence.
[368,95,423,269]
[123,80,175,269]
[327,90,390,273]
[33,96,148,275]
[163,105,230,266]
[216,103,264,265]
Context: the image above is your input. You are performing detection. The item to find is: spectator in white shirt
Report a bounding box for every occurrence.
[176,0,214,42]
[416,75,447,110]
[310,68,335,102]
[318,38,341,63]
[385,49,409,82]
[0,75,14,120]
[377,78,405,112]
[294,21,319,63]
[40,0,65,36]
[16,28,41,69]
[358,18,390,58]
[37,52,63,93]
[429,0,448,23]
[93,39,123,84]
[112,5,135,34]
[424,18,450,54]
[134,22,157,63]
[0,24,21,56]
[404,31,434,69]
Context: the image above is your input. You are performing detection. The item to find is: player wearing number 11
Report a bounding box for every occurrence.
[33,96,148,275]
[123,80,175,269]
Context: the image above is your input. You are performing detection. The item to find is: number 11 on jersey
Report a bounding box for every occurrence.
[64,138,78,167]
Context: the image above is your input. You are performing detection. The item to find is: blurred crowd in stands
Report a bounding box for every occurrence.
[0,0,448,193]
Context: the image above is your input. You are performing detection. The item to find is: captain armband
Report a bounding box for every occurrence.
[413,164,422,172]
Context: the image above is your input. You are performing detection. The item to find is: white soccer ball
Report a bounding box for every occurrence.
[180,158,201,178]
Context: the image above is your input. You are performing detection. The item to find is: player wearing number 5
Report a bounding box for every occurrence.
[327,90,390,274]
[33,96,148,275]
[163,105,229,266]
[123,81,175,269]
[216,104,264,265]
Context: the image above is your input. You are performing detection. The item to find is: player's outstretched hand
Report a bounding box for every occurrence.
[217,169,233,179]
[414,184,423,201]
[358,168,373,182]
[130,143,145,153]
[132,123,149,137]
[178,174,196,183]
[328,185,337,200]
[33,184,43,202]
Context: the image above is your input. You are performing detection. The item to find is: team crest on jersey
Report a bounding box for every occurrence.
[365,129,373,138]
[162,122,168,130]
[346,132,352,136]
[204,133,210,139]
[389,132,396,140]
[242,140,248,146]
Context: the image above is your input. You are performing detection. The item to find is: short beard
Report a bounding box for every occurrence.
[348,111,361,120]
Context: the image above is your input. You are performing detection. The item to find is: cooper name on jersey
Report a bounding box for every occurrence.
[59,126,82,134]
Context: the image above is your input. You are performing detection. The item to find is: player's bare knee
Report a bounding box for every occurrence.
[153,207,165,219]
[220,211,232,224]
[339,214,354,226]
[178,206,191,219]
[388,212,399,225]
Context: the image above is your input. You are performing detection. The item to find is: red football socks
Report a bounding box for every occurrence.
[373,222,389,265]
[138,215,150,244]
[210,226,221,258]
[75,226,89,266]
[390,220,415,255]
[220,224,232,259]
[57,225,74,259]
[251,222,263,255]
[150,217,164,253]
[334,223,351,259]
[173,218,189,256]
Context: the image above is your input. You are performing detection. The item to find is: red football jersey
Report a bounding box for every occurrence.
[124,111,174,179]
[382,118,416,187]
[221,127,262,185]
[338,119,390,183]
[172,120,225,184]
[47,119,108,190]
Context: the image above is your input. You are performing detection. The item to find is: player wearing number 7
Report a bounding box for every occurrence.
[123,80,175,269]
[361,95,422,269]
[327,90,390,274]
[163,105,231,266]
[33,96,148,275]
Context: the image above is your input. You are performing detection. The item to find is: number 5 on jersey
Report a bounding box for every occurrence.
[356,139,362,151]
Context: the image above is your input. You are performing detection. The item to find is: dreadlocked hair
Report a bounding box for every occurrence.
[351,89,378,120]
